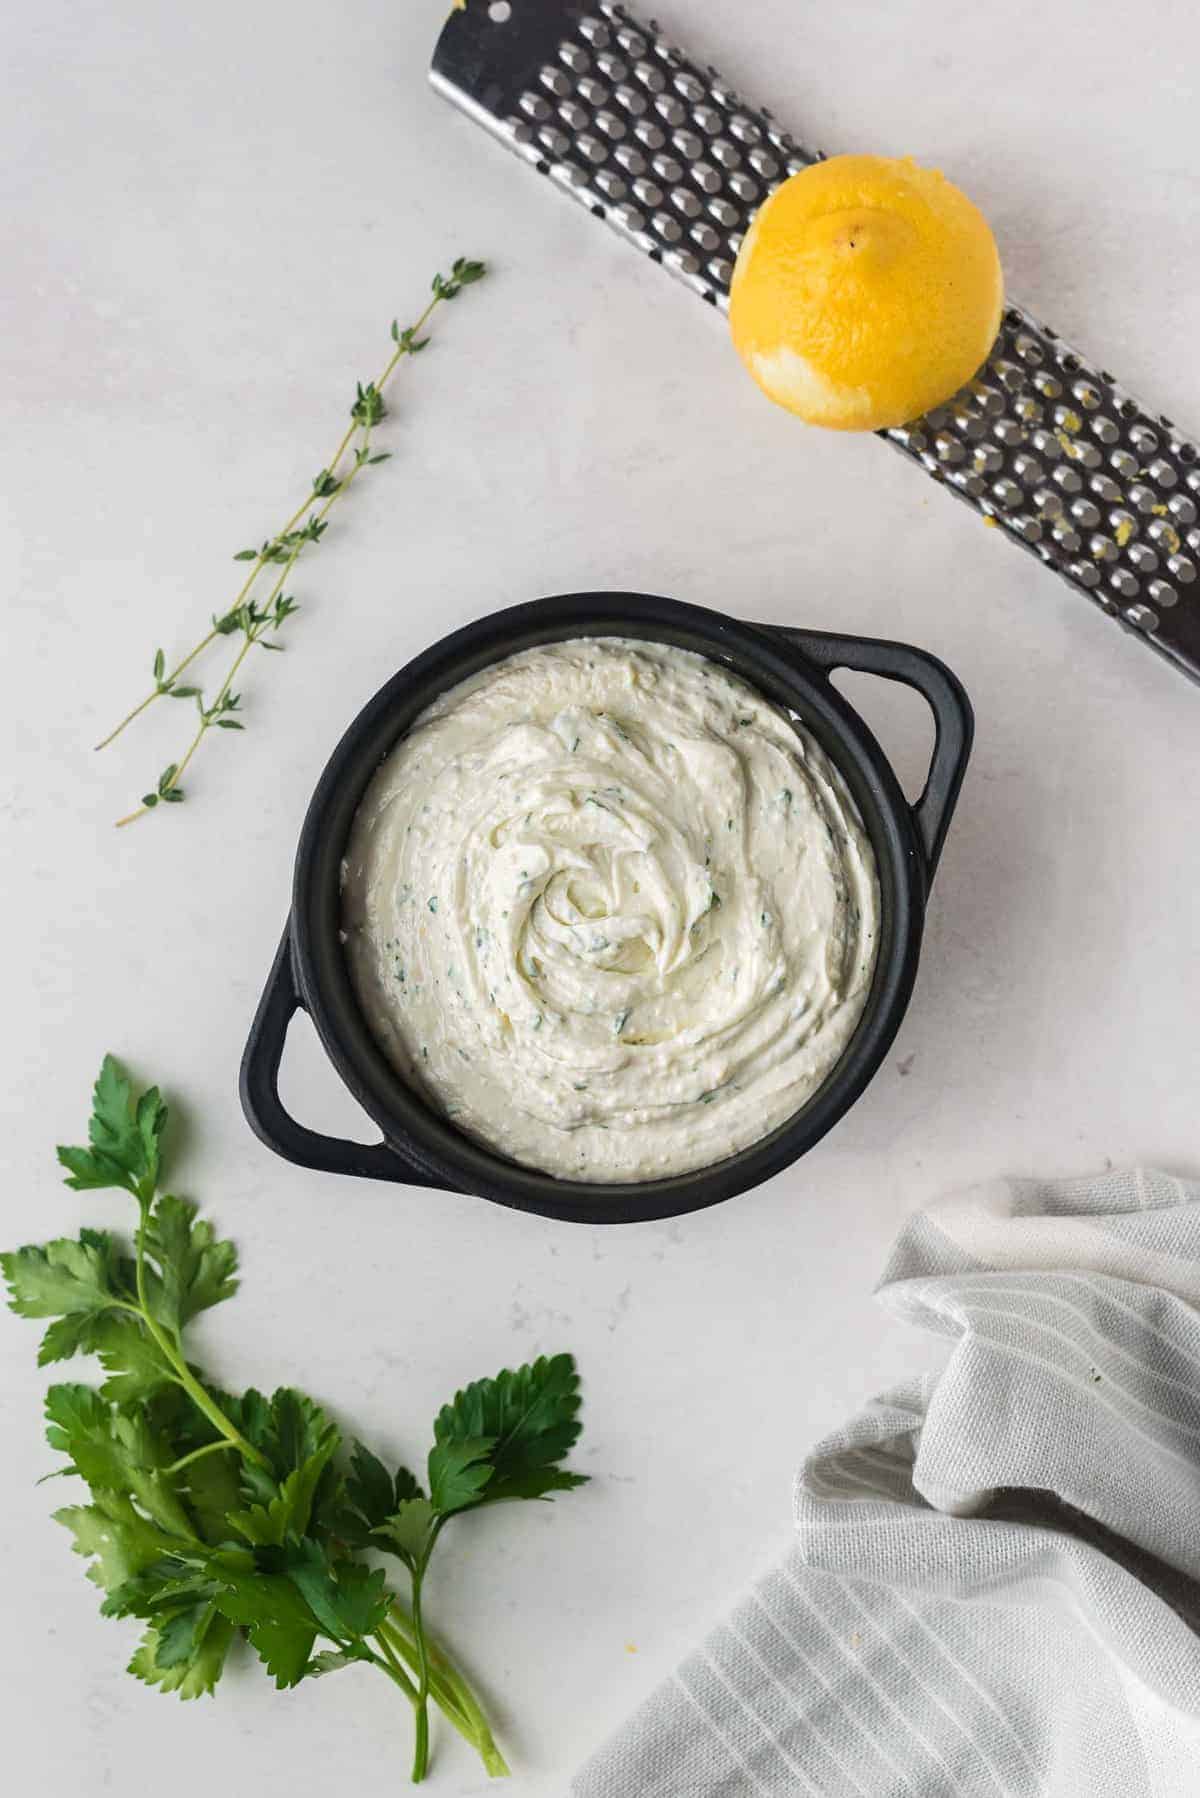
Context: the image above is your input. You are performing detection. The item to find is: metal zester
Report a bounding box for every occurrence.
[430,0,1200,684]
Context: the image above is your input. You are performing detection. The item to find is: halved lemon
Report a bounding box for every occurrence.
[729,154,1003,432]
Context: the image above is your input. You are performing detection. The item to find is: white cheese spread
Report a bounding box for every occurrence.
[341,638,879,1182]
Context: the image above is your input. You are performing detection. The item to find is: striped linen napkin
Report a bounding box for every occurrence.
[573,1170,1200,1797]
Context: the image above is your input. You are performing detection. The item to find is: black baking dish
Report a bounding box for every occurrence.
[240,592,972,1223]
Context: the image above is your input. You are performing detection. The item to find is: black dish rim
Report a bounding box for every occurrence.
[251,591,967,1224]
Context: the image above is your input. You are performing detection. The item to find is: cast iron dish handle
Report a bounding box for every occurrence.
[772,629,973,880]
[239,931,444,1187]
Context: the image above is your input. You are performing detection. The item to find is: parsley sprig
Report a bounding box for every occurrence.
[96,258,487,827]
[3,1056,586,1782]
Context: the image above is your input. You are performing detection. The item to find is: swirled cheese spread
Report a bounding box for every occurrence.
[342,638,879,1182]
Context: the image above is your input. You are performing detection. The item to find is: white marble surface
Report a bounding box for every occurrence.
[3,0,1199,1791]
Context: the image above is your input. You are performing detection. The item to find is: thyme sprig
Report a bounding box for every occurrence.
[101,259,487,827]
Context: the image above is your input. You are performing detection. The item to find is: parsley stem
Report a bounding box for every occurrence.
[410,1564,432,1782]
[382,1612,510,1778]
[158,1337,266,1468]
[131,1197,268,1469]
[372,1630,509,1775]
[163,1439,238,1476]
[407,1516,449,1785]
[377,1618,480,1751]
[370,1628,419,1705]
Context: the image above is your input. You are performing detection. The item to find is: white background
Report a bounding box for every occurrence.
[3,0,1199,1791]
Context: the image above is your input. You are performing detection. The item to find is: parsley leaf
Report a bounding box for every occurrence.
[90,1316,177,1403]
[55,1493,183,1593]
[427,1437,495,1516]
[141,1195,237,1332]
[45,1383,196,1540]
[228,1424,339,1547]
[128,1609,236,1699]
[335,1441,430,1566]
[56,1057,166,1199]
[344,1440,423,1528]
[374,1498,438,1564]
[6,1056,586,1782]
[336,1443,434,1567]
[210,1566,322,1688]
[179,1445,243,1547]
[1,1230,131,1363]
[230,1386,333,1484]
[285,1539,391,1643]
[432,1353,588,1505]
[308,1649,356,1677]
